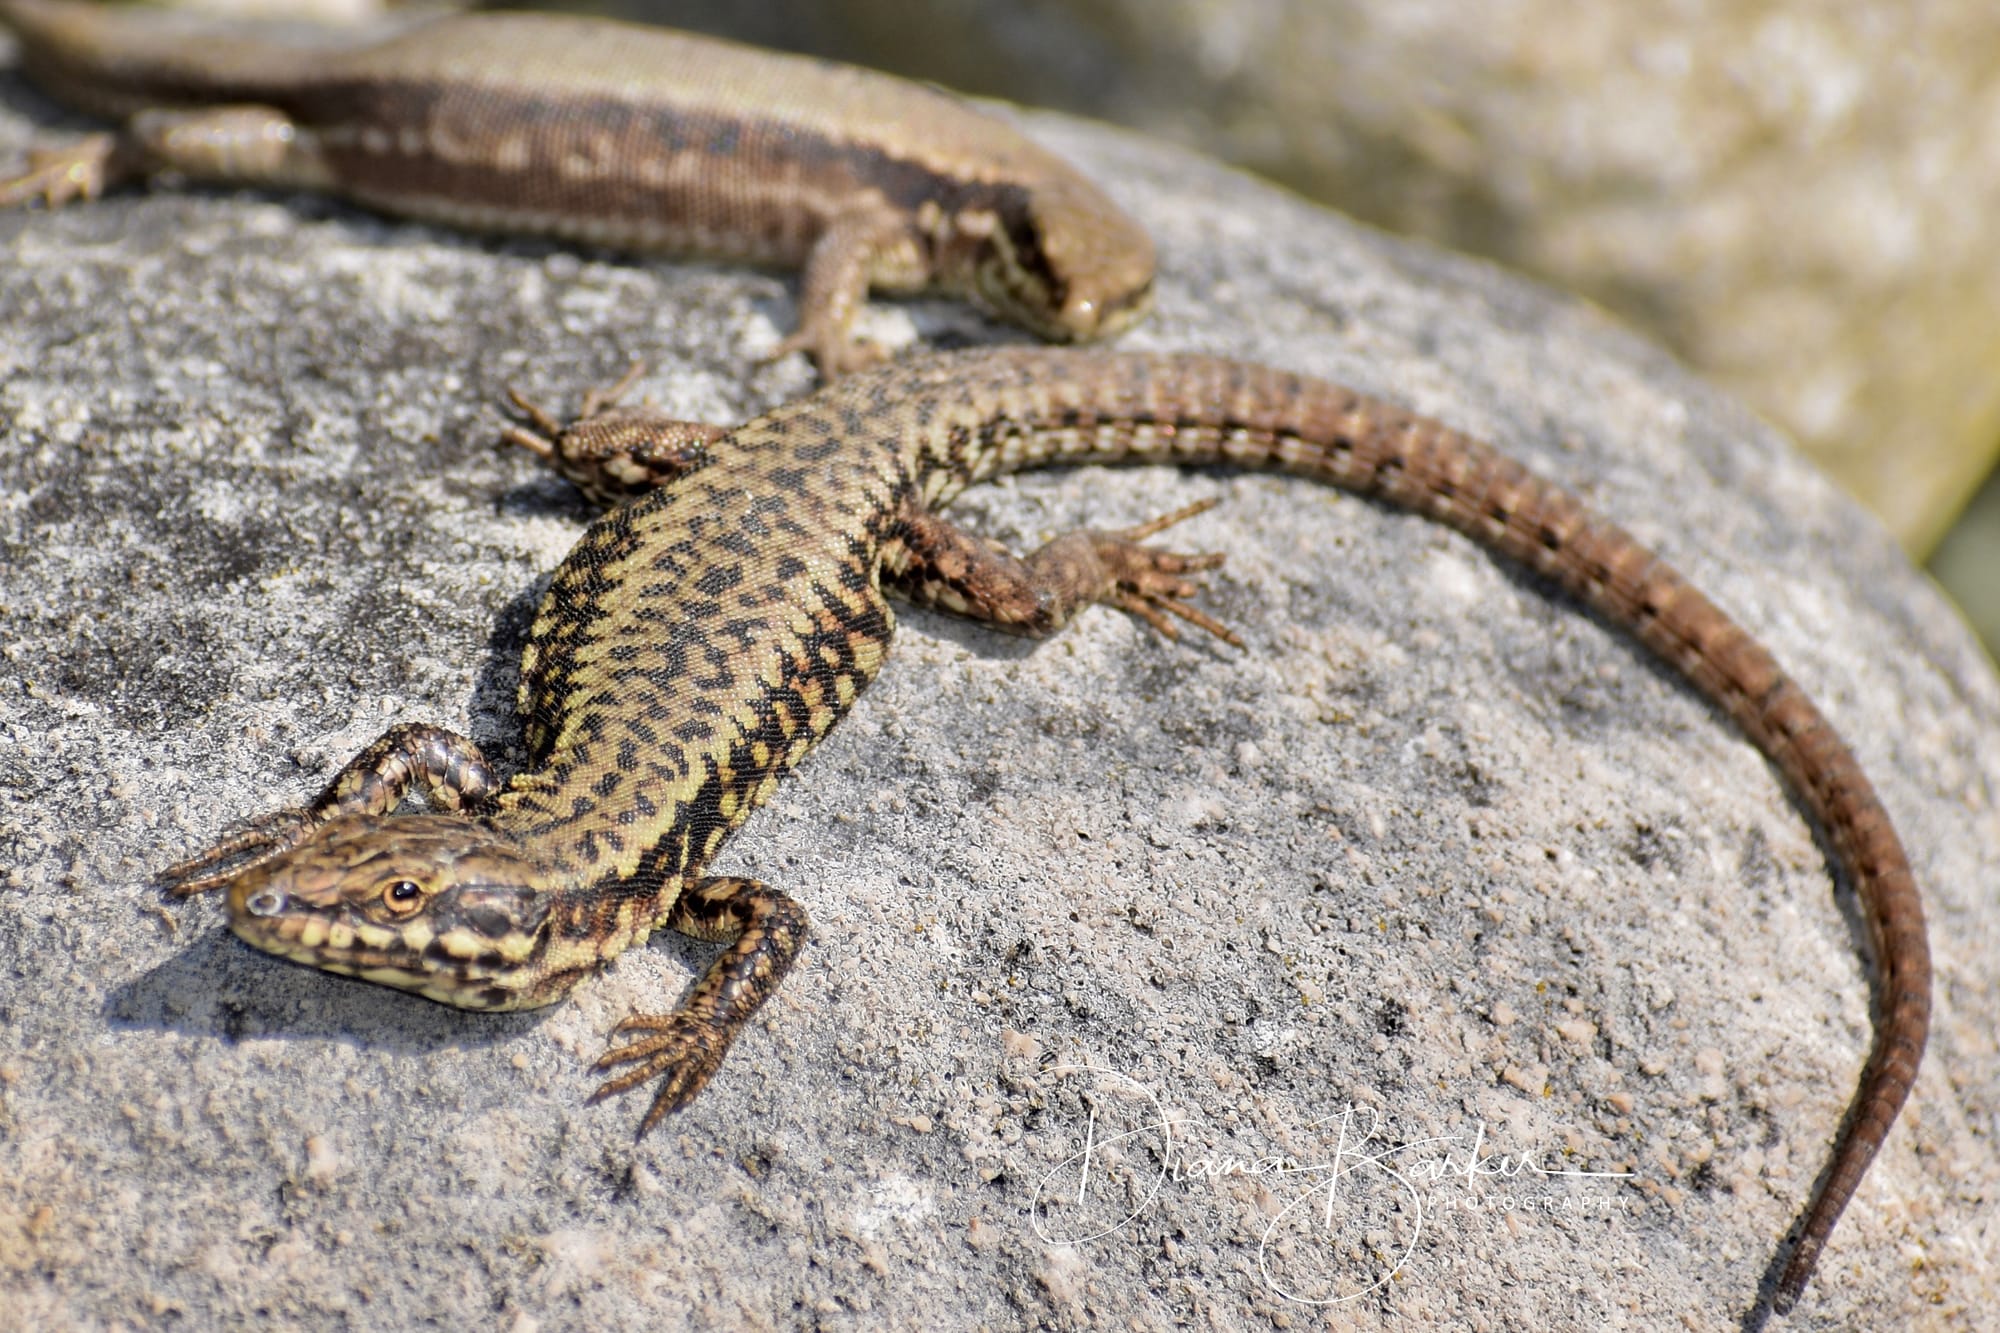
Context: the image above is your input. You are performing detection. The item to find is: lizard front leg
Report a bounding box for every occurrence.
[1,105,331,208]
[766,207,928,377]
[587,875,808,1136]
[159,722,498,895]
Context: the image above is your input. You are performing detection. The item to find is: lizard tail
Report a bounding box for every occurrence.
[910,346,1929,1312]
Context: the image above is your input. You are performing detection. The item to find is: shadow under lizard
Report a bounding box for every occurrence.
[158,348,1929,1315]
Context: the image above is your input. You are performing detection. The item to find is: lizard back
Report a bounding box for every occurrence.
[0,0,1154,316]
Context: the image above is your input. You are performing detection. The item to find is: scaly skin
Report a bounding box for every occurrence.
[159,349,1927,1314]
[0,0,1154,372]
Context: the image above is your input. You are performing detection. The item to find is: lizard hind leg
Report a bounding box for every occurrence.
[502,363,729,506]
[0,101,312,210]
[881,496,1241,645]
[587,875,808,1136]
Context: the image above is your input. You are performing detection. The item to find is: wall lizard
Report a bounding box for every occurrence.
[151,348,1930,1315]
[0,0,1153,374]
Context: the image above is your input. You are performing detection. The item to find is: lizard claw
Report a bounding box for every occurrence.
[156,806,317,896]
[500,359,647,455]
[1091,499,1241,646]
[586,1011,732,1138]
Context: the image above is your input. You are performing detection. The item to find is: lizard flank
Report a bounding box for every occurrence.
[0,0,1154,374]
[155,348,1929,1315]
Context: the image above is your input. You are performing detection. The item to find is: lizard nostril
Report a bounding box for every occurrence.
[245,889,286,917]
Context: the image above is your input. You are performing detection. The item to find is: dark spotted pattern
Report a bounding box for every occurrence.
[155,340,1922,1314]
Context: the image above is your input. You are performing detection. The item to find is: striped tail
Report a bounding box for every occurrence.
[911,347,1930,1311]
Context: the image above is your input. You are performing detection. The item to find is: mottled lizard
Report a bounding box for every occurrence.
[143,350,1930,1315]
[0,0,1153,375]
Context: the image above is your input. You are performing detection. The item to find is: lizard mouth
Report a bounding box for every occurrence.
[223,846,554,1012]
[228,882,467,1001]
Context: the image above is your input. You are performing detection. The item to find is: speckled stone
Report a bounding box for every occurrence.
[2,42,1995,1331]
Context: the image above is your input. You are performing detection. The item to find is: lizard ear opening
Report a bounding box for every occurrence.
[436,883,552,942]
[954,196,1059,339]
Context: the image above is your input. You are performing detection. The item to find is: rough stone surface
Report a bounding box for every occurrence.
[634,0,2000,554]
[3,42,1997,1333]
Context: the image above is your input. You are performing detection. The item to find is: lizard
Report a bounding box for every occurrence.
[152,347,1930,1315]
[0,0,1154,375]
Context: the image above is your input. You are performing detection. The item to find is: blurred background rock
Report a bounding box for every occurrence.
[176,0,2000,657]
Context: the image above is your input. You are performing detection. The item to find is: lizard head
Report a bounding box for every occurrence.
[967,180,1156,344]
[223,814,563,1012]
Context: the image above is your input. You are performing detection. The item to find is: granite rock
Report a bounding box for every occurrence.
[1,44,1996,1332]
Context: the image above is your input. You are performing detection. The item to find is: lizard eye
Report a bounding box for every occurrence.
[384,879,424,912]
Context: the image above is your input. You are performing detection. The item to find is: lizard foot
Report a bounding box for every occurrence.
[1082,498,1239,645]
[886,495,1240,643]
[0,134,120,210]
[764,323,890,379]
[502,362,724,504]
[586,1011,734,1138]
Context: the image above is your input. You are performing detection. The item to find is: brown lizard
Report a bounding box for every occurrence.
[0,0,1154,374]
[155,348,1929,1314]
